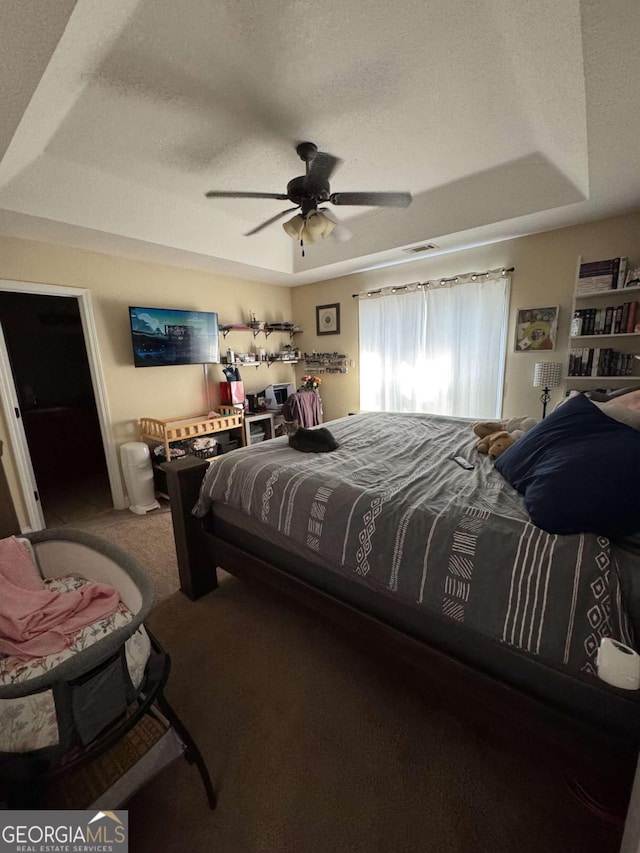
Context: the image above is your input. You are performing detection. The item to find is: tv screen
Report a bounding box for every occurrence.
[129,307,220,367]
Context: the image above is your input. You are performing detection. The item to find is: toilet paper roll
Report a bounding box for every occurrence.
[597,638,640,690]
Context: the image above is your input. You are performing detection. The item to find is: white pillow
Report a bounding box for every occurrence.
[594,401,640,430]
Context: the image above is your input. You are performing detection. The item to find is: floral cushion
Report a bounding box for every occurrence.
[0,576,149,754]
[0,576,133,687]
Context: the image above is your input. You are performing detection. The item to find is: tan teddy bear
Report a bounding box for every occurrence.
[472,415,535,458]
[473,416,536,438]
[475,428,525,458]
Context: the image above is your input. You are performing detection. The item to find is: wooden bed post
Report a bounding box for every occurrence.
[162,457,216,600]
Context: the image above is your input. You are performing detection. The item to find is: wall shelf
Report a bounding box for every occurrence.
[574,284,640,299]
[219,323,302,339]
[302,351,350,374]
[221,358,298,369]
[563,375,634,381]
[570,332,640,340]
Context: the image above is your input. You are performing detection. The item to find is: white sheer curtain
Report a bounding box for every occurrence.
[358,277,509,418]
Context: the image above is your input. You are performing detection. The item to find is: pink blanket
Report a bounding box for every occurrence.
[0,536,120,660]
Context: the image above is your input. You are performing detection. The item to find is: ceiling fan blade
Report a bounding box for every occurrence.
[329,191,412,207]
[244,207,299,236]
[205,191,289,200]
[304,152,342,193]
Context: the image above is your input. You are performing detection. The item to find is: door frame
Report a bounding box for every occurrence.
[0,279,125,530]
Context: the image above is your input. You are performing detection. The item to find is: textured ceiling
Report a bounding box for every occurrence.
[0,0,638,284]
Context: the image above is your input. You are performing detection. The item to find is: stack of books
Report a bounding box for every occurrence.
[568,347,635,377]
[577,258,627,294]
[571,301,640,335]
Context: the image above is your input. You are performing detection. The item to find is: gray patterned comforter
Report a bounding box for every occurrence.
[194,412,636,677]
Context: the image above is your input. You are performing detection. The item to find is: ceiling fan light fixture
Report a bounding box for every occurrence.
[283,214,305,239]
[318,212,337,238]
[304,210,336,241]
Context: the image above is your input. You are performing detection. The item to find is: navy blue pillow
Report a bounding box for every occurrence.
[494,393,640,537]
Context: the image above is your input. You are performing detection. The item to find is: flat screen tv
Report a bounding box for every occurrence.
[129,307,220,367]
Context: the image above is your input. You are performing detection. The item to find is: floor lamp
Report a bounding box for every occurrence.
[533,362,563,419]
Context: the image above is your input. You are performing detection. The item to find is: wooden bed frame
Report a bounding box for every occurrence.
[163,456,639,809]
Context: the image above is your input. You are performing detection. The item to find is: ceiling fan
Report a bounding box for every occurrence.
[205,142,412,252]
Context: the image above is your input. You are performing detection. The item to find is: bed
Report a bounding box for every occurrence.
[164,407,640,805]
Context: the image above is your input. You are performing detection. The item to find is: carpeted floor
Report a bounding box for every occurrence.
[70,504,179,604]
[67,509,621,852]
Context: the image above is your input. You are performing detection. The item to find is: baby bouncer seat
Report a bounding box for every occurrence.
[0,528,215,809]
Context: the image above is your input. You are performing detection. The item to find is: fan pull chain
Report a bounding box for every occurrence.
[300,237,305,258]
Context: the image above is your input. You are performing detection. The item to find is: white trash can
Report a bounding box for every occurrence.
[120,442,161,515]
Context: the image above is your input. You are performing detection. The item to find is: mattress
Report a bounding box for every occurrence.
[194,412,640,733]
[211,502,640,737]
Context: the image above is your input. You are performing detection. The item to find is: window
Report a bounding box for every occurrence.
[358,277,509,418]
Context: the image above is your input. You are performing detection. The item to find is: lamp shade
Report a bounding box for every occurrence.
[284,210,337,244]
[303,211,328,240]
[533,362,563,388]
[283,214,305,239]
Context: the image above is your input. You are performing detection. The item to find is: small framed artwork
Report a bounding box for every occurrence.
[514,305,558,352]
[316,302,341,336]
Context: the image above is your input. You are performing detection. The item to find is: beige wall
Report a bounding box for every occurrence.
[3,207,640,526]
[291,209,640,422]
[0,235,295,528]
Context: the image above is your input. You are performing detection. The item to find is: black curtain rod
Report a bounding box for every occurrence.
[351,267,515,298]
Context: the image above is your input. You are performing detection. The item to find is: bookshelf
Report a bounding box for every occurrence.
[566,260,640,388]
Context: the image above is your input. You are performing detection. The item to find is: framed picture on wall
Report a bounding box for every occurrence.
[316,303,341,336]
[514,305,558,352]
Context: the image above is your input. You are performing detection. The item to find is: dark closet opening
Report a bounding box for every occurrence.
[0,292,112,526]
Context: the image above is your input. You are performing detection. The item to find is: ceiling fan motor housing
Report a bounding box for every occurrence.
[286,176,329,213]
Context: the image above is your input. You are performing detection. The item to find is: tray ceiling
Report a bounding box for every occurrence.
[0,0,638,285]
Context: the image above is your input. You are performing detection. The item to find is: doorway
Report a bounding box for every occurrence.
[0,290,114,527]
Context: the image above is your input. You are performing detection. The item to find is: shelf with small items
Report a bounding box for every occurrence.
[221,356,299,369]
[219,322,302,339]
[221,337,301,368]
[302,352,351,374]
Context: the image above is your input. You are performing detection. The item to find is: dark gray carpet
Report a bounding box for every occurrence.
[121,566,620,853]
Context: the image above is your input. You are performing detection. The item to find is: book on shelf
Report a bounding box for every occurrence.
[605,306,614,333]
[577,257,627,293]
[570,313,583,336]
